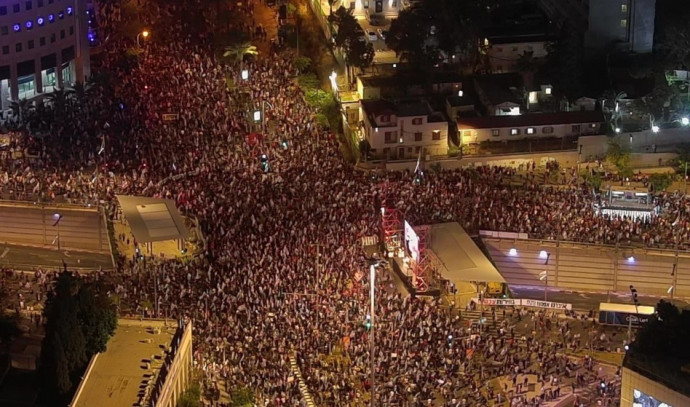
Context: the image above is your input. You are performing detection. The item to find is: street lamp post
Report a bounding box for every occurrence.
[136,30,149,48]
[540,253,551,301]
[369,264,376,407]
[52,213,63,252]
[628,285,639,345]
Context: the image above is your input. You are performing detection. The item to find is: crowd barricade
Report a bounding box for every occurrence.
[470,298,573,311]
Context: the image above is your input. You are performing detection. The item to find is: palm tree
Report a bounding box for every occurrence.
[9,99,34,129]
[222,42,258,64]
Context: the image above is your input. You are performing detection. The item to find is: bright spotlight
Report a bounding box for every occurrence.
[652,125,659,133]
[241,69,249,80]
[509,248,517,256]
[627,256,635,263]
[615,127,621,133]
[682,117,689,126]
[539,250,548,259]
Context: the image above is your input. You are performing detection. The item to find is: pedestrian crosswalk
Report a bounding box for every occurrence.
[289,353,317,407]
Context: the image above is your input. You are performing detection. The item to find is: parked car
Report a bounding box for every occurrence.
[367,31,377,41]
[377,29,388,40]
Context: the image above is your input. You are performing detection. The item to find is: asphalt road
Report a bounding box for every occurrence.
[511,284,690,311]
[0,243,113,271]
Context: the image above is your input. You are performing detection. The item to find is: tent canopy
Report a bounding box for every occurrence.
[116,195,189,243]
[428,222,506,284]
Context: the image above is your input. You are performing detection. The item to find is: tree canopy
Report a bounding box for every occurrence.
[385,0,480,69]
[39,272,117,399]
[631,300,690,362]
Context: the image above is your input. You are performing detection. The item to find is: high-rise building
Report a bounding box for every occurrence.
[539,0,655,54]
[0,0,90,111]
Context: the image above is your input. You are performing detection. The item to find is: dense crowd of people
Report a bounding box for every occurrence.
[0,0,656,405]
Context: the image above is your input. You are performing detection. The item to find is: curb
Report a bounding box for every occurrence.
[289,353,316,407]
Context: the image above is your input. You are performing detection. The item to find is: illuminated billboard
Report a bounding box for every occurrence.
[404,221,419,261]
[634,389,672,407]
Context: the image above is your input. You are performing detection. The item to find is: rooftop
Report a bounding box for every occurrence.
[456,111,605,129]
[474,73,524,106]
[362,99,442,126]
[428,222,506,286]
[116,195,189,243]
[71,319,179,407]
[359,71,464,89]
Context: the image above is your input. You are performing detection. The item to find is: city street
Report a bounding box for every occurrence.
[0,243,113,271]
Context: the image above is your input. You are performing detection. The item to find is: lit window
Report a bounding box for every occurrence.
[491,129,500,137]
[399,137,404,143]
[543,127,553,134]
[621,19,627,27]
[545,87,552,95]
[510,128,520,136]
[457,90,463,97]
[526,127,535,135]
[621,4,627,12]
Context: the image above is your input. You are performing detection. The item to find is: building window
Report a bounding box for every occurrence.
[380,115,390,122]
[510,128,520,136]
[39,36,45,46]
[28,39,34,49]
[572,125,581,133]
[621,4,627,12]
[526,127,535,135]
[432,130,441,141]
[363,0,369,8]
[0,6,7,15]
[620,19,627,28]
[50,33,55,43]
[543,126,554,134]
[13,4,20,13]
[412,118,422,125]
[384,132,396,143]
[2,46,8,55]
[60,29,65,39]
[0,26,7,35]
[69,26,73,35]
[49,0,53,3]
[415,132,422,141]
[25,1,32,11]
[38,0,43,6]
[15,43,21,52]
[491,129,500,137]
[544,87,552,95]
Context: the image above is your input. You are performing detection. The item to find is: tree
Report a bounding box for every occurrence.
[386,0,481,69]
[222,42,258,64]
[329,6,361,49]
[229,387,255,407]
[606,139,633,178]
[177,383,202,407]
[294,56,312,73]
[649,173,673,193]
[541,26,584,101]
[0,286,20,348]
[346,38,374,74]
[39,272,117,398]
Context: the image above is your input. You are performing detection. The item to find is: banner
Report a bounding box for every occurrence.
[471,298,572,311]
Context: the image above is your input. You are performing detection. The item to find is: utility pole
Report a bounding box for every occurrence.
[369,264,376,407]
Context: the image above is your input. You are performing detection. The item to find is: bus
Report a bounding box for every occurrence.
[598,302,655,328]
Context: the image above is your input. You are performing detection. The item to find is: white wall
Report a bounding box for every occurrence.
[363,111,448,159]
[487,41,548,73]
[459,122,602,144]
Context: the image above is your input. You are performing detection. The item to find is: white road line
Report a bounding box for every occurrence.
[0,247,9,258]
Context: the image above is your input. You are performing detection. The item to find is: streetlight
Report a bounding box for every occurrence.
[628,285,639,345]
[682,117,690,126]
[52,213,63,251]
[136,30,149,48]
[651,125,660,133]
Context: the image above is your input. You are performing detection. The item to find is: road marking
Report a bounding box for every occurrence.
[0,247,9,258]
[63,251,71,258]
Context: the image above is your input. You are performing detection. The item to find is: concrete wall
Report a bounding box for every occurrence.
[621,367,690,407]
[487,41,549,73]
[631,0,655,54]
[459,123,601,144]
[483,238,690,298]
[0,202,108,252]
